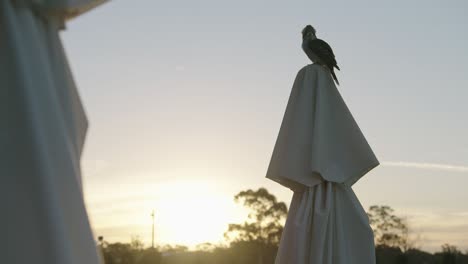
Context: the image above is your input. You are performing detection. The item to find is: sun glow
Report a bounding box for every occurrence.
[90,180,247,248]
[143,180,247,247]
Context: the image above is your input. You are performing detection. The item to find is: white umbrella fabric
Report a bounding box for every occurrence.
[1,1,105,263]
[266,64,379,264]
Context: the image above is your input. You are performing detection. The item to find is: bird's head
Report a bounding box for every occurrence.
[302,25,316,40]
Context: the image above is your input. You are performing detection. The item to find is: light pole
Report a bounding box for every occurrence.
[151,210,155,248]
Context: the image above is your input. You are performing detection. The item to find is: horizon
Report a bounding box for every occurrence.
[61,0,468,253]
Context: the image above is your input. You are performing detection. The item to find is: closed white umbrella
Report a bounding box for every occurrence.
[266,64,379,264]
[1,1,105,263]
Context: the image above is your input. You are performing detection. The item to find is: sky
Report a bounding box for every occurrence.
[61,0,468,252]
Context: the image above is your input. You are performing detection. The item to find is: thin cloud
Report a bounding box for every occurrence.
[382,161,468,173]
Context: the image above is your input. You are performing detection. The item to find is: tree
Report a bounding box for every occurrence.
[136,248,162,264]
[224,188,287,264]
[224,188,287,245]
[195,242,217,252]
[102,243,135,264]
[130,235,145,251]
[159,244,189,254]
[367,205,412,251]
[440,244,461,264]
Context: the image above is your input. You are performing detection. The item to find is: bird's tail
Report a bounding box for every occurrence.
[331,68,340,85]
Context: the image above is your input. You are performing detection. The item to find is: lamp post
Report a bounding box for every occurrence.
[151,210,155,248]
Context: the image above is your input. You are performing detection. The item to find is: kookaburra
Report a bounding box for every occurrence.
[302,25,340,85]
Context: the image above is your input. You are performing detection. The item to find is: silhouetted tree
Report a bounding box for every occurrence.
[439,244,462,264]
[224,188,287,264]
[159,244,189,254]
[404,248,434,264]
[375,245,404,264]
[102,243,135,264]
[136,248,162,264]
[368,205,411,250]
[225,188,287,244]
[130,235,145,251]
[195,242,217,252]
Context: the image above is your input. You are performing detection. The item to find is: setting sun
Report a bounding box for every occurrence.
[86,179,249,248]
[149,181,246,247]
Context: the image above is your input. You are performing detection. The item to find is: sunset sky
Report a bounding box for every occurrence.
[61,0,468,252]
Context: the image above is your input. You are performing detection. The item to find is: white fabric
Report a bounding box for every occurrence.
[266,64,378,263]
[0,2,100,264]
[275,183,376,264]
[267,64,379,189]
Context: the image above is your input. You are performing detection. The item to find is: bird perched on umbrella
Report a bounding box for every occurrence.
[302,25,341,85]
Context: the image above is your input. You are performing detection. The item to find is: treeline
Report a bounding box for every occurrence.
[98,241,468,264]
[98,241,277,264]
[97,188,468,264]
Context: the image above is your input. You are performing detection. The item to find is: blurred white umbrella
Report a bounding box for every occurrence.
[267,64,379,264]
[1,1,106,263]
